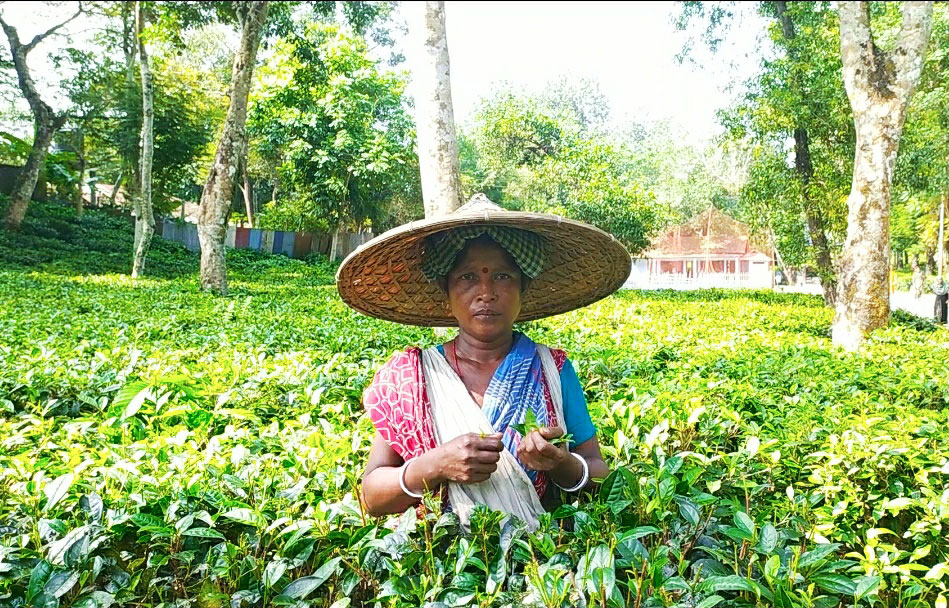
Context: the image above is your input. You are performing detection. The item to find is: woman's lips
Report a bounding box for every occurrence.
[473,309,500,318]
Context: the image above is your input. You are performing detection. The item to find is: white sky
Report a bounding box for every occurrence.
[1,1,771,146]
[434,1,771,144]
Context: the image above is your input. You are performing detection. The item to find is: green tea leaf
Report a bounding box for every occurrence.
[662,455,683,475]
[677,496,701,526]
[219,508,266,528]
[47,526,90,567]
[73,591,116,608]
[181,527,226,540]
[120,385,150,421]
[798,544,840,570]
[854,576,881,601]
[512,409,538,437]
[696,595,724,608]
[486,550,506,594]
[43,474,74,513]
[279,557,341,599]
[619,526,661,541]
[28,561,53,602]
[663,576,690,591]
[812,574,857,595]
[700,575,761,597]
[733,511,755,539]
[759,523,778,553]
[924,563,949,581]
[264,559,288,589]
[549,432,573,446]
[32,594,58,608]
[882,497,912,512]
[112,381,148,412]
[79,494,103,523]
[599,470,626,506]
[44,570,79,598]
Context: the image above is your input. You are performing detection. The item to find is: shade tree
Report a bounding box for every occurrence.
[0,1,84,230]
[831,1,933,350]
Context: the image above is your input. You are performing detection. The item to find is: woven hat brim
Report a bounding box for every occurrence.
[335,210,632,327]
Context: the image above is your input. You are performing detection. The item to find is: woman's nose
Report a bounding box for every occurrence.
[476,276,497,301]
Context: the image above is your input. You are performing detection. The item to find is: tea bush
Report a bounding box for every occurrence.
[1,202,948,608]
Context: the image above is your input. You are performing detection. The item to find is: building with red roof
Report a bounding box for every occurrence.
[626,206,774,289]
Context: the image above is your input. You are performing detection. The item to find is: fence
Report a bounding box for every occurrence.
[158,219,374,261]
[625,272,773,290]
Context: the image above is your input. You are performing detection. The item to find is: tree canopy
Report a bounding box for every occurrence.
[248,22,419,233]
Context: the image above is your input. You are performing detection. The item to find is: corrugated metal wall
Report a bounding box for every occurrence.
[159,220,374,260]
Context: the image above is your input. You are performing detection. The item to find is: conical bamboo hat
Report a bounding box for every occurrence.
[335,194,631,326]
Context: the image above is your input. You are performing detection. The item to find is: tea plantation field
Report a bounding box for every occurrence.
[1,202,948,608]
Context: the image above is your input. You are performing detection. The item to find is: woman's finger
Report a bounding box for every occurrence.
[527,430,547,451]
[523,455,557,472]
[539,426,565,440]
[470,435,503,452]
[537,441,562,460]
[471,462,498,474]
[474,449,502,463]
[527,431,561,459]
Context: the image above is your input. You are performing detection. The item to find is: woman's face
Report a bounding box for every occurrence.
[446,239,524,342]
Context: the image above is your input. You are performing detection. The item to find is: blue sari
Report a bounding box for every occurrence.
[479,332,552,484]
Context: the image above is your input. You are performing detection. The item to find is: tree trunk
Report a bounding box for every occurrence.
[125,169,140,211]
[108,172,123,207]
[768,228,793,286]
[198,1,269,294]
[832,1,933,351]
[0,12,78,230]
[794,127,837,306]
[911,255,924,298]
[132,1,155,279]
[410,1,462,218]
[241,146,254,228]
[74,128,85,216]
[3,117,59,229]
[775,2,837,306]
[120,1,140,213]
[939,194,947,282]
[330,227,340,261]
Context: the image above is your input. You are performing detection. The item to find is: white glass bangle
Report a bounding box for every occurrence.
[555,452,589,493]
[399,457,424,499]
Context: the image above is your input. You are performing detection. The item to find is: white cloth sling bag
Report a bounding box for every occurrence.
[420,344,565,530]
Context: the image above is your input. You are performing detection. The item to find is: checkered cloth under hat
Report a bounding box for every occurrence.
[421,226,546,281]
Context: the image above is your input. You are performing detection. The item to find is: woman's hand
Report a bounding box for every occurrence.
[516,426,569,472]
[363,431,504,516]
[426,432,504,485]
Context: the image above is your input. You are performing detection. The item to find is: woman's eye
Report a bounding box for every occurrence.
[460,272,476,280]
[496,273,512,280]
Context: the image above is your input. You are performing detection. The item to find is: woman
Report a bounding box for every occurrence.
[335,194,631,528]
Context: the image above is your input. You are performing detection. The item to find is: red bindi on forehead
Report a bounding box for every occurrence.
[481,267,489,274]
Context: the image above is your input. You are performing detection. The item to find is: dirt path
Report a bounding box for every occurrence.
[891,291,938,319]
[775,284,940,320]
